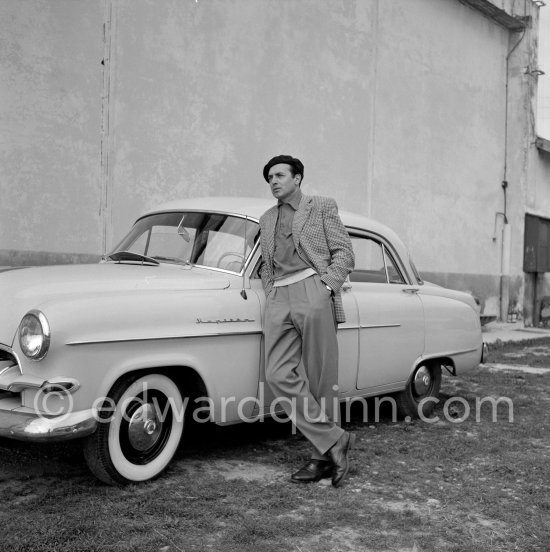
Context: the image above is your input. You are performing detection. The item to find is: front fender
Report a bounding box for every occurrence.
[14,288,264,423]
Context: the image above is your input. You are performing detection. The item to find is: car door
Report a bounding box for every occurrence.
[335,288,360,393]
[347,232,425,391]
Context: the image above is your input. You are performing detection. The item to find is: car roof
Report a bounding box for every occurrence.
[142,196,410,259]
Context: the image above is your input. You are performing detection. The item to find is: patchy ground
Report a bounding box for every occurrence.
[485,338,550,368]
[1,339,550,551]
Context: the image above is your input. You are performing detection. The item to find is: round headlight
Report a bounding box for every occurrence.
[19,310,50,361]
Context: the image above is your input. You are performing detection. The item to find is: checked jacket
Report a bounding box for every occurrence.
[258,194,355,324]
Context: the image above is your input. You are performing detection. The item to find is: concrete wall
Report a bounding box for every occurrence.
[0,0,103,259]
[370,0,511,318]
[1,0,549,320]
[104,0,377,247]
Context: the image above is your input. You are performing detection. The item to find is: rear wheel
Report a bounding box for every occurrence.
[83,373,185,485]
[396,362,442,420]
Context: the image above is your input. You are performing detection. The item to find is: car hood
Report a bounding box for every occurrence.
[0,263,231,346]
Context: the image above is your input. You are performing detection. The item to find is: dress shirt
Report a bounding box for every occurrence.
[273,190,313,281]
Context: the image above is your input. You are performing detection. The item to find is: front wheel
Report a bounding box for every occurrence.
[395,362,442,420]
[83,373,185,485]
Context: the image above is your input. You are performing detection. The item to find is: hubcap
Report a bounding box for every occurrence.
[412,366,432,397]
[127,403,162,451]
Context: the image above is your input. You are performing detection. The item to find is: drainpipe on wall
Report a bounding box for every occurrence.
[100,0,114,255]
[500,7,527,321]
[501,223,512,320]
[500,185,511,321]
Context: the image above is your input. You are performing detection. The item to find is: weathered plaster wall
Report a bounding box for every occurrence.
[0,0,103,256]
[506,3,550,321]
[104,0,528,320]
[371,0,509,276]
[1,0,549,320]
[105,0,377,245]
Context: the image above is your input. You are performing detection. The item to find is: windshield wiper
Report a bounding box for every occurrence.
[107,251,160,265]
[151,255,191,266]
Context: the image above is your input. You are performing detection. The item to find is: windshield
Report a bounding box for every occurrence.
[111,211,260,273]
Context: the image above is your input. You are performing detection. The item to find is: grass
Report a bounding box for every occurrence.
[1,338,550,551]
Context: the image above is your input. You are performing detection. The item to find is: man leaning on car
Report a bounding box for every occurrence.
[258,154,356,487]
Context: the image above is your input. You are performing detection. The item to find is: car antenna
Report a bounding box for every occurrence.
[240,216,248,300]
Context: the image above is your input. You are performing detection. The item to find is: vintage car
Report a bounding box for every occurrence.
[0,197,483,485]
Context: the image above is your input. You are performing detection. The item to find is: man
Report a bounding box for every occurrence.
[259,154,356,487]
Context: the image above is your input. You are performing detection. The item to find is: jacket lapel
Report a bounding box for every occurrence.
[292,194,312,249]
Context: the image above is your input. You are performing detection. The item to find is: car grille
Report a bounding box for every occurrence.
[0,345,22,402]
[0,345,19,366]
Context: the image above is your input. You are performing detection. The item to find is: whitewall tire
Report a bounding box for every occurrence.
[83,373,185,485]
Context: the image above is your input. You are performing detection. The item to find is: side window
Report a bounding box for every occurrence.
[349,235,406,284]
[383,246,406,284]
[349,236,387,283]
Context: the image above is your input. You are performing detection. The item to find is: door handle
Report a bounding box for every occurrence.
[402,288,419,294]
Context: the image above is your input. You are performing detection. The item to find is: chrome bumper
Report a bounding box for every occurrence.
[0,408,97,442]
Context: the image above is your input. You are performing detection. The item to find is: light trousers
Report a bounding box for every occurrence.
[264,274,344,458]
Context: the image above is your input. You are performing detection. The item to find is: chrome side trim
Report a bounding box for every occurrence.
[359,323,401,329]
[333,324,400,330]
[196,317,255,324]
[66,330,263,346]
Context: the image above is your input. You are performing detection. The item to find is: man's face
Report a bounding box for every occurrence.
[267,163,300,202]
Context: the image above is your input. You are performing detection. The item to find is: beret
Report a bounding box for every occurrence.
[263,155,304,182]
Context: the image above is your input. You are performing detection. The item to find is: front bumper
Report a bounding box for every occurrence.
[0,408,97,442]
[0,348,92,441]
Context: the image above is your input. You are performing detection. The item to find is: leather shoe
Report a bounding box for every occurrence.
[290,459,333,483]
[328,431,356,487]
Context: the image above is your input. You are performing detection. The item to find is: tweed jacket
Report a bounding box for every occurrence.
[259,194,355,324]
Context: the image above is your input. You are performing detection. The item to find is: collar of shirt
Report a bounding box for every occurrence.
[277,189,302,211]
